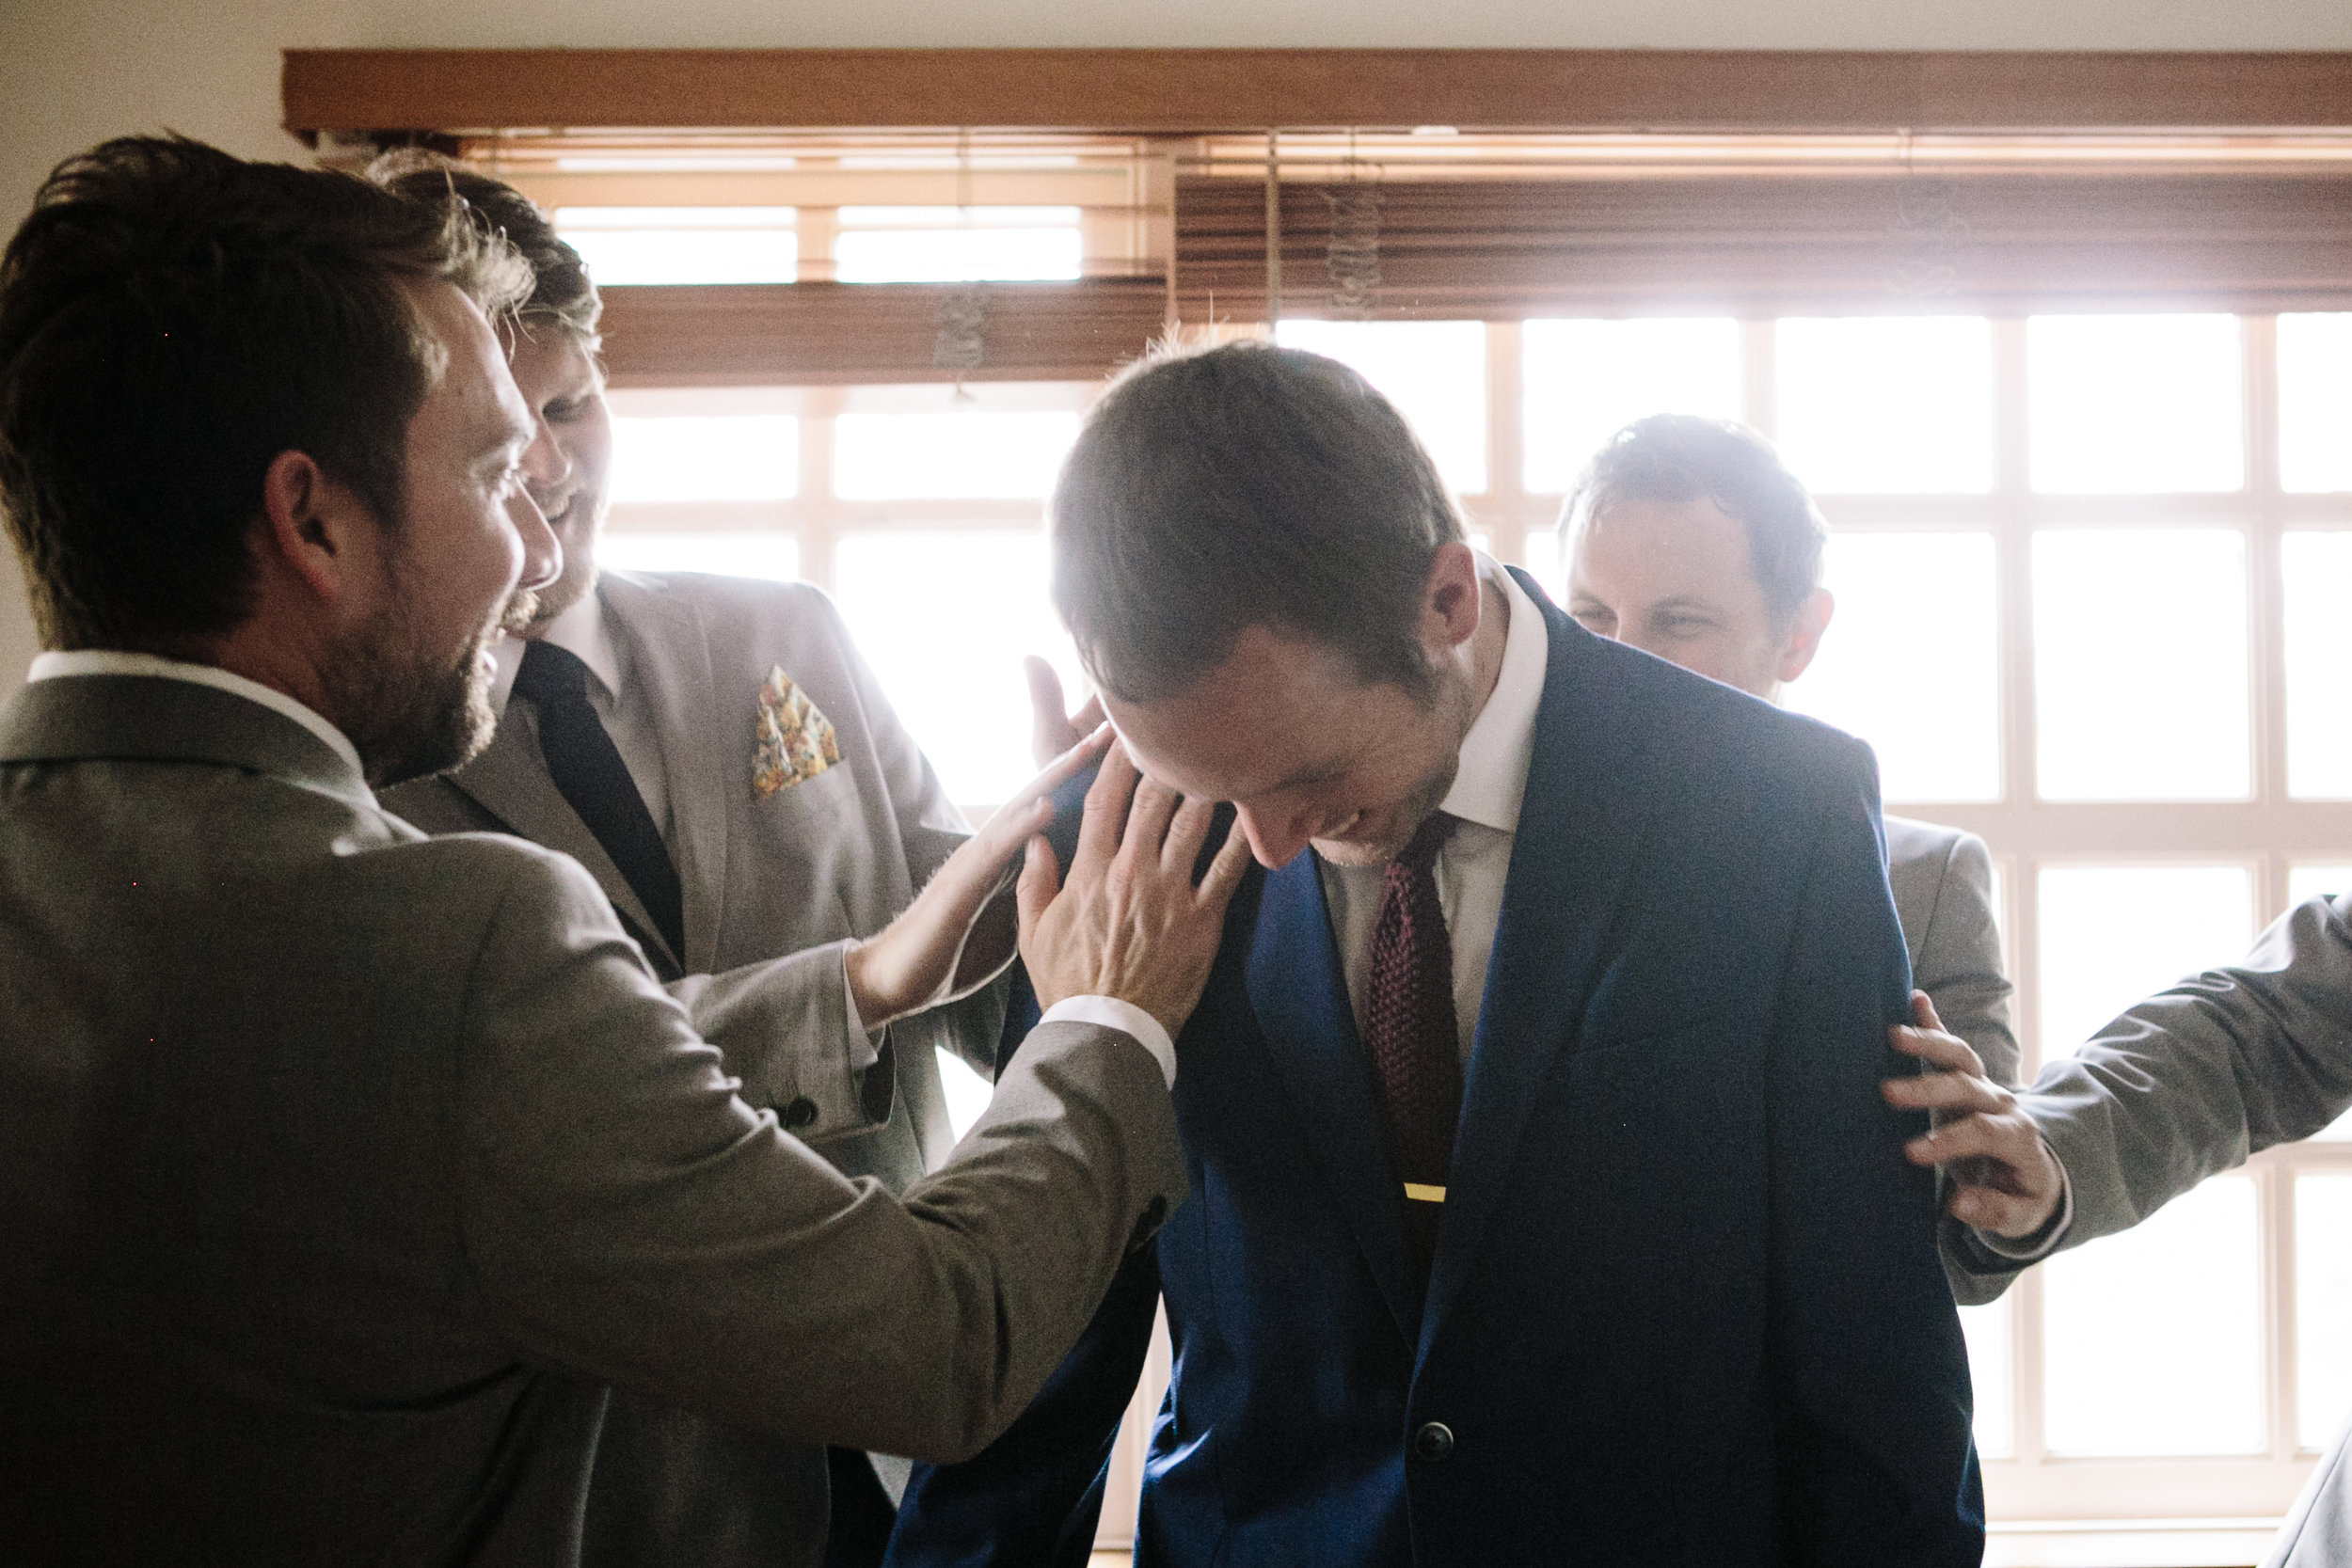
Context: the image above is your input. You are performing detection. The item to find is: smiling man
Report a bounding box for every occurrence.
[887,341,1982,1568]
[0,137,1238,1567]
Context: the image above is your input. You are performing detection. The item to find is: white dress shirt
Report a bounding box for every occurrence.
[1318,556,1549,1066]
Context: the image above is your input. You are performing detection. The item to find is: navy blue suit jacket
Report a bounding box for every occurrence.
[893,580,1982,1566]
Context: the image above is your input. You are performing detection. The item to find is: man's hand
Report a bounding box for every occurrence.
[1017,741,1251,1038]
[842,724,1115,1029]
[1027,655,1105,770]
[1883,991,2066,1239]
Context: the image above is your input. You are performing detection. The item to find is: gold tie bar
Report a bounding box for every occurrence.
[1402,1183,1447,1203]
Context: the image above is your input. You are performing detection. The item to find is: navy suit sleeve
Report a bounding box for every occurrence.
[1769,743,1983,1565]
[886,1238,1162,1568]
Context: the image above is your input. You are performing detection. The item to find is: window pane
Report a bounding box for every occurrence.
[2043,1175,2262,1454]
[2291,865,2352,909]
[2026,314,2243,494]
[938,1048,992,1140]
[1775,317,1993,494]
[611,416,799,502]
[2285,532,2352,798]
[2032,530,2249,800]
[831,531,1084,803]
[596,533,800,582]
[1523,530,1564,602]
[2300,1175,2352,1445]
[834,206,1083,283]
[833,411,1080,500]
[2280,313,2352,494]
[1522,318,1741,494]
[1784,531,1998,802]
[555,207,797,286]
[1959,1300,2014,1459]
[1276,320,1487,494]
[2037,865,2253,1059]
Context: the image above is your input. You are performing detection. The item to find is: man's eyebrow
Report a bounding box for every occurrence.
[1260,758,1352,794]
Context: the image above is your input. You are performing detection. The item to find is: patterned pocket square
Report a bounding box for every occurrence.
[753,666,841,797]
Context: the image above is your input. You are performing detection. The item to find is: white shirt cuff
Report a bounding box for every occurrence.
[1973,1144,2074,1263]
[1038,995,1177,1087]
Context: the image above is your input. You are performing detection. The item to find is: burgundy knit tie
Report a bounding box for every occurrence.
[1363,812,1461,1277]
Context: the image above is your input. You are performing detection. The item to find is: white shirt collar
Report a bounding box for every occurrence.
[25,649,364,778]
[487,585,624,716]
[1438,553,1549,836]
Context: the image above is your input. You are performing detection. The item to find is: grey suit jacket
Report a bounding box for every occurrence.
[0,673,1183,1568]
[382,571,1009,1566]
[1885,814,2019,1089]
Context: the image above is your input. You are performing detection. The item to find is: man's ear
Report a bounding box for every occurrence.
[1775,587,1836,683]
[256,450,372,608]
[1420,539,1484,654]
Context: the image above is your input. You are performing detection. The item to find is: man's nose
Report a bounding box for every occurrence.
[508,488,563,594]
[1233,803,1313,870]
[521,412,568,488]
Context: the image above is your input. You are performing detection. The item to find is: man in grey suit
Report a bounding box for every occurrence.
[0,135,1246,1567]
[1559,415,2017,1091]
[372,164,997,1567]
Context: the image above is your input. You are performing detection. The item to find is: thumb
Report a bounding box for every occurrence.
[1015,832,1061,947]
[1025,656,1071,766]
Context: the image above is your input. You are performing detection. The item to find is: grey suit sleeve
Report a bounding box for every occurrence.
[1908,831,2019,1088]
[1945,894,2352,1298]
[454,849,1184,1463]
[665,941,876,1137]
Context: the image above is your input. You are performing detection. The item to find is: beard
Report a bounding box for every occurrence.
[328,566,532,791]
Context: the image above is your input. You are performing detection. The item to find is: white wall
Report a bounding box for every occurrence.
[2,0,2348,682]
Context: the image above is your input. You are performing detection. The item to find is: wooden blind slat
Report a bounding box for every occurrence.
[1176,173,2352,319]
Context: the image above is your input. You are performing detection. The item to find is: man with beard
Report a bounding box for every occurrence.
[888,341,1980,1567]
[0,136,1245,1567]
[374,160,995,1568]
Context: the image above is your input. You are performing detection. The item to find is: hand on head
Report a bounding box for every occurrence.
[1016,739,1252,1037]
[1883,991,2065,1239]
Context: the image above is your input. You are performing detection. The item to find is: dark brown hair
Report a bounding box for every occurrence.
[0,135,532,652]
[1562,414,1827,626]
[1052,339,1466,704]
[368,150,600,347]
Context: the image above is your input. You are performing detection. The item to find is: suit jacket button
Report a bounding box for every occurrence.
[783,1096,819,1129]
[1413,1421,1454,1463]
[1127,1194,1168,1253]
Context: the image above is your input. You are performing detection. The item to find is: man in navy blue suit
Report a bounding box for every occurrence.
[889,341,1982,1566]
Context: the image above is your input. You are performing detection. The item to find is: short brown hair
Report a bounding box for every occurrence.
[1052,340,1466,704]
[1562,415,1827,626]
[0,135,532,652]
[369,150,600,347]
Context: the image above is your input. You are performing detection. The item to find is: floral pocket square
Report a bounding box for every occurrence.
[753,666,841,797]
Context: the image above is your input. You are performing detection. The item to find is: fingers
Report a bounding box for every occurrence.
[1902,1111,2046,1175]
[1162,795,1216,877]
[1120,778,1182,874]
[1072,742,1140,879]
[1196,814,1253,909]
[1883,1067,2009,1117]
[1909,990,1939,1030]
[1025,656,1072,768]
[1888,1021,1985,1078]
[1014,833,1060,949]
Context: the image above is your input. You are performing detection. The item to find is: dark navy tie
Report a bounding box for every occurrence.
[513,639,686,965]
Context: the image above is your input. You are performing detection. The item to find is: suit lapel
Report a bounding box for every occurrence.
[1246,848,1424,1345]
[439,697,681,977]
[1420,585,1664,1354]
[598,574,730,974]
